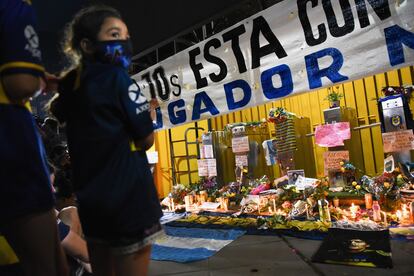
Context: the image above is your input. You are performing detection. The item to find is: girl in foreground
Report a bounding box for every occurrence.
[51,5,162,276]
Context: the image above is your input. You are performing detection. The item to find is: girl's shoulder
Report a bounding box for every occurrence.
[85,63,130,80]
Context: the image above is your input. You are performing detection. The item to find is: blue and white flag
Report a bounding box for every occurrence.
[151,226,245,263]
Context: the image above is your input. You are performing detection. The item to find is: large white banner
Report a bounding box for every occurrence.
[132,0,414,130]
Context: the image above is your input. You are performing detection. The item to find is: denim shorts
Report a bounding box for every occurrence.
[85,222,163,255]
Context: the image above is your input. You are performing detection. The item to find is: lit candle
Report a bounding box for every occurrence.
[168,197,172,211]
[402,204,410,220]
[222,197,229,211]
[410,202,414,222]
[349,203,359,220]
[305,204,311,220]
[184,195,191,211]
[272,199,276,214]
[199,191,207,203]
[396,210,402,222]
[365,193,373,209]
[381,211,388,226]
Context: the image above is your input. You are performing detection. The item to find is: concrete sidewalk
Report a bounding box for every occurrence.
[149,234,414,276]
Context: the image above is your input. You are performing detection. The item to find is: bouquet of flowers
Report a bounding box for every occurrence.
[382,85,413,99]
[170,184,190,203]
[268,107,294,124]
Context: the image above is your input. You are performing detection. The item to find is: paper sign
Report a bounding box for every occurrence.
[203,145,214,158]
[323,151,349,175]
[232,136,249,153]
[315,122,351,147]
[207,159,217,177]
[199,202,221,210]
[240,195,260,206]
[294,175,318,191]
[382,130,414,153]
[235,155,248,166]
[146,151,158,164]
[197,159,209,176]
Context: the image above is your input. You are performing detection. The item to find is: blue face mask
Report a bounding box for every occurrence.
[94,39,133,69]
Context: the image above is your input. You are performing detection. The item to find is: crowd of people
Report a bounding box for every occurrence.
[1,1,162,276]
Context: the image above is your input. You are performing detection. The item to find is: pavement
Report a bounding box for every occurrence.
[148,234,414,276]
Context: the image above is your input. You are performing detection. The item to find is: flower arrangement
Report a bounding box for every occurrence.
[196,176,219,198]
[310,177,330,201]
[345,180,366,196]
[338,160,364,184]
[382,85,413,99]
[170,184,190,203]
[268,107,294,124]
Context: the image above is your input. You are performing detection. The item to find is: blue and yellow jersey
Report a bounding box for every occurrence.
[0,0,45,103]
[53,62,162,239]
[0,0,54,224]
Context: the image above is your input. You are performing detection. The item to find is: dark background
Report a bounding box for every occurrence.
[32,0,255,72]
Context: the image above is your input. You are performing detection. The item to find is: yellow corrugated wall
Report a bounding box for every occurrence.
[153,66,414,198]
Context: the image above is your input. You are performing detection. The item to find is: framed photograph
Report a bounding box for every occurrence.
[287,169,305,185]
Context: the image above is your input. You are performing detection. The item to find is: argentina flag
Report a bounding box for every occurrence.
[151,226,246,263]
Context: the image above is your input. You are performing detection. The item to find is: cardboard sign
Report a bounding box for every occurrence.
[235,155,248,167]
[323,151,349,175]
[197,159,209,176]
[232,136,249,153]
[203,145,214,159]
[207,159,217,177]
[240,195,260,206]
[382,130,414,153]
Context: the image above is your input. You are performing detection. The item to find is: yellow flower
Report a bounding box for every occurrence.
[340,167,346,173]
[397,174,403,179]
[339,161,344,166]
[355,185,361,190]
[384,182,390,189]
[394,167,400,173]
[352,181,357,186]
[324,191,329,197]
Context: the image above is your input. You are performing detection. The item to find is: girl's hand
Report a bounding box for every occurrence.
[149,98,159,121]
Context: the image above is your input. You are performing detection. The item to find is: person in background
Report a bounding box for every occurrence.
[50,5,163,276]
[0,1,68,275]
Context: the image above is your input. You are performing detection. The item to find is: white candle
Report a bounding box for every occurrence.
[349,203,359,220]
[381,211,388,226]
[184,195,191,211]
[402,204,410,220]
[396,210,402,222]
